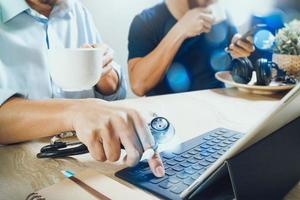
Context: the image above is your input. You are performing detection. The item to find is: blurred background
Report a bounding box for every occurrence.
[81,0,300,97]
[82,0,161,97]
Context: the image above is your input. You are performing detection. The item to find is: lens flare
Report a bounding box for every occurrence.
[205,23,228,45]
[254,30,275,50]
[210,50,232,71]
[166,63,191,93]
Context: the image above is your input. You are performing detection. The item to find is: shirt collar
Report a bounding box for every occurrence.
[0,0,30,23]
[0,0,74,23]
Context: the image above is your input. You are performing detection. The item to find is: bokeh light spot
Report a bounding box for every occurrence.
[254,30,275,50]
[210,50,232,71]
[205,23,228,46]
[166,63,191,93]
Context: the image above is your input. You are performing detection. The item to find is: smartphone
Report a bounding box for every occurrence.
[226,24,267,52]
[240,24,268,41]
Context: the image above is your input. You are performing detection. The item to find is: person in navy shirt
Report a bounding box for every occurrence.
[128,0,255,96]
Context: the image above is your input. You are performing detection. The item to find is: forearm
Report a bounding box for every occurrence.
[129,25,186,96]
[0,98,77,144]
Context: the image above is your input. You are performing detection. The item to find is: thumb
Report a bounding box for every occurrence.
[232,34,241,44]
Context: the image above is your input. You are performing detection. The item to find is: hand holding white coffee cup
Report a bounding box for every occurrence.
[81,43,115,77]
[47,47,104,91]
[47,43,116,92]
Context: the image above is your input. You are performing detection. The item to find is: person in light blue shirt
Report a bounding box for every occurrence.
[0,0,126,102]
[0,0,165,178]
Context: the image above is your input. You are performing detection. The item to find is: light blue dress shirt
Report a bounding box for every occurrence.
[0,0,126,106]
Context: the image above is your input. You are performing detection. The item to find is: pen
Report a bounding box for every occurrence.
[61,170,111,200]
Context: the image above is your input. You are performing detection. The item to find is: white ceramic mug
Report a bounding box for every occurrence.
[209,3,227,25]
[47,48,103,91]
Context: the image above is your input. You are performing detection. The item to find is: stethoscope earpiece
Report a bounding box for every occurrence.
[149,117,175,144]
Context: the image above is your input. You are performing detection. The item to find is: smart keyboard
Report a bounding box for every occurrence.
[115,128,244,200]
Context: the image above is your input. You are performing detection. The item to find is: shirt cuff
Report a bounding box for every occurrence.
[94,62,127,101]
[0,89,24,106]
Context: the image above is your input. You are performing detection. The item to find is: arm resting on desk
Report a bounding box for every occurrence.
[0,97,75,144]
[0,97,165,177]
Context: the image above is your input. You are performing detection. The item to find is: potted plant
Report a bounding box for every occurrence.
[273,20,300,80]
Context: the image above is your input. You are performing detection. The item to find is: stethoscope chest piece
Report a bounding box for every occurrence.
[149,117,175,144]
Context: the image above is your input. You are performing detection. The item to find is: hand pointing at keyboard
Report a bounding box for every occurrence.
[72,99,165,177]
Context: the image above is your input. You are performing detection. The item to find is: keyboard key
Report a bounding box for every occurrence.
[193,147,201,152]
[192,164,204,170]
[177,171,189,179]
[187,158,198,164]
[180,161,191,168]
[194,154,204,160]
[150,176,168,184]
[183,177,195,186]
[166,169,176,176]
[203,135,213,140]
[169,177,180,184]
[206,141,215,146]
[217,149,227,155]
[200,151,210,157]
[212,146,221,150]
[199,160,211,167]
[223,146,231,151]
[162,152,176,160]
[166,160,177,166]
[170,183,188,194]
[224,140,233,145]
[234,134,244,139]
[212,153,220,159]
[191,173,201,180]
[174,156,185,162]
[185,167,196,175]
[207,148,216,154]
[222,132,236,138]
[212,138,221,143]
[210,132,219,137]
[200,144,210,149]
[215,130,224,135]
[206,157,217,163]
[229,137,238,142]
[172,165,184,172]
[181,153,192,159]
[217,136,228,140]
[188,149,198,155]
[159,180,173,189]
[218,143,227,147]
[219,129,228,133]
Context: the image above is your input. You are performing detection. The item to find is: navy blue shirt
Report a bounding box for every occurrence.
[128,3,237,96]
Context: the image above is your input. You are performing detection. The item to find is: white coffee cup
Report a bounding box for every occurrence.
[209,3,227,25]
[47,48,103,91]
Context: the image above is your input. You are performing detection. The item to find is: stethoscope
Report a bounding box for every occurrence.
[37,115,175,159]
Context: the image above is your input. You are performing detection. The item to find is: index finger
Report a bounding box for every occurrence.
[128,110,165,177]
